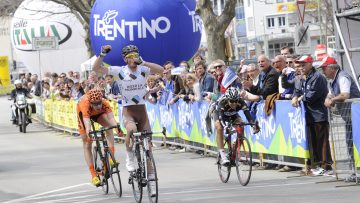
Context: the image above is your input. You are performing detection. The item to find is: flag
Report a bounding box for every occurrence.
[221,67,238,89]
[171,66,186,75]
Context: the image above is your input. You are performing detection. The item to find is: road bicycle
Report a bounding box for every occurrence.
[89,122,123,197]
[217,121,257,186]
[128,127,166,203]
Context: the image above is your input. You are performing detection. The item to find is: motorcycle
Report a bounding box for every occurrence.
[13,93,30,133]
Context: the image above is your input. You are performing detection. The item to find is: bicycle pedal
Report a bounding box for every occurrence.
[128,177,133,185]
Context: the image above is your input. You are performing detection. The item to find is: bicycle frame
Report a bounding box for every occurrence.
[129,127,166,203]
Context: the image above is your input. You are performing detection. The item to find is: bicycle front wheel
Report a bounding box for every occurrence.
[131,146,143,203]
[93,146,109,194]
[217,153,231,183]
[145,151,158,203]
[108,152,122,197]
[235,136,252,186]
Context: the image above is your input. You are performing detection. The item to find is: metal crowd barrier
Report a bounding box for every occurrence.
[329,99,360,184]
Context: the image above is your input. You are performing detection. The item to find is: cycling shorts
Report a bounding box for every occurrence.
[122,104,151,133]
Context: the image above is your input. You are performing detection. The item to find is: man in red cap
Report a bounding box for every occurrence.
[292,55,333,176]
[320,56,360,182]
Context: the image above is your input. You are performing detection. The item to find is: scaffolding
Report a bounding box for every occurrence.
[332,0,360,90]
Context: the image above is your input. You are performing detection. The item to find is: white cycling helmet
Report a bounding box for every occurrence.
[225,87,240,101]
[14,80,22,85]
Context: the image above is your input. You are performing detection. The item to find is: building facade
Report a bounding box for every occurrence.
[242,0,322,59]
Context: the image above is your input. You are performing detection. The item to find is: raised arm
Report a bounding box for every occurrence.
[144,61,163,75]
[93,45,111,75]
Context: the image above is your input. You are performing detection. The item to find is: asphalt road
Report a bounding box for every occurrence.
[0,96,359,203]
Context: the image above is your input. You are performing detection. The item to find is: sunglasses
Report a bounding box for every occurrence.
[286,61,293,64]
[210,71,216,74]
[125,53,139,59]
[91,101,102,106]
[215,65,223,69]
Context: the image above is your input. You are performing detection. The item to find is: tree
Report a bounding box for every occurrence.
[196,0,236,63]
[0,0,23,16]
[307,0,335,41]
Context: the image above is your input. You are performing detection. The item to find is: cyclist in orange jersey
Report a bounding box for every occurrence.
[77,89,118,186]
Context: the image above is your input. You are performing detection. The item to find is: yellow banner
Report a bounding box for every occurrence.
[276,2,318,13]
[0,56,10,86]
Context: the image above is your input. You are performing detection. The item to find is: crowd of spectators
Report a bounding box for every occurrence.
[15,46,360,181]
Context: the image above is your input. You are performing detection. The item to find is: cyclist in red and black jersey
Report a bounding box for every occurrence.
[212,87,259,165]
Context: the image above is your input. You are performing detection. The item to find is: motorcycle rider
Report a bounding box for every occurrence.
[10,80,32,124]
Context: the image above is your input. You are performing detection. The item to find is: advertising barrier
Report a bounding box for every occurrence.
[35,98,310,159]
[352,102,360,167]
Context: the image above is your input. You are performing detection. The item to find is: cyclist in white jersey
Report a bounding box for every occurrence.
[93,45,163,173]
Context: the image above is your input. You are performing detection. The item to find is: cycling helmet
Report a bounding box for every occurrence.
[122,45,139,58]
[88,89,103,103]
[225,87,240,101]
[14,80,22,85]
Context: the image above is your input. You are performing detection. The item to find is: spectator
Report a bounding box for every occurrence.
[67,71,74,79]
[194,60,215,96]
[282,59,303,94]
[320,57,360,182]
[211,59,227,94]
[41,81,51,99]
[105,75,121,100]
[292,55,332,175]
[30,74,42,96]
[71,80,85,100]
[50,73,58,86]
[240,64,261,102]
[27,82,34,94]
[243,55,279,100]
[145,75,161,104]
[25,73,32,83]
[170,73,200,104]
[73,71,81,80]
[191,53,205,73]
[280,46,294,57]
[162,61,175,93]
[274,55,295,99]
[179,60,190,72]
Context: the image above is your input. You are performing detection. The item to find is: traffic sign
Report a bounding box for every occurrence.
[32,37,59,50]
[295,25,311,55]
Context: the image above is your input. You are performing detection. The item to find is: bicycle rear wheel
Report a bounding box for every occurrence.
[235,136,252,186]
[145,151,158,203]
[108,152,122,197]
[131,146,143,203]
[217,153,231,183]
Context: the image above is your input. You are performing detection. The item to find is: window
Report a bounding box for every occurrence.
[247,0,251,7]
[267,17,275,28]
[276,0,284,3]
[278,16,286,27]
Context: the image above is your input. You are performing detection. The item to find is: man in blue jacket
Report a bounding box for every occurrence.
[292,55,332,176]
[195,60,215,96]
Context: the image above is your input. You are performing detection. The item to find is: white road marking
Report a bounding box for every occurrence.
[3,183,91,203]
[4,181,317,203]
[160,181,316,196]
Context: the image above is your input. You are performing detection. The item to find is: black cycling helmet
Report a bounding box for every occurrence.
[122,45,139,58]
[225,87,240,101]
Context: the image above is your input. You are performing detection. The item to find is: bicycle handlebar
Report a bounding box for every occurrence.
[89,124,121,135]
[131,127,167,138]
